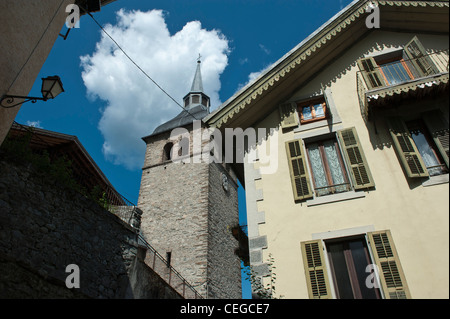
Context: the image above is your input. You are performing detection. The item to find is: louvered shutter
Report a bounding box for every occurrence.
[285,139,313,201]
[404,36,439,77]
[367,231,411,299]
[422,111,449,168]
[279,102,299,129]
[321,84,332,120]
[357,57,386,90]
[337,127,375,189]
[388,117,429,178]
[301,240,332,299]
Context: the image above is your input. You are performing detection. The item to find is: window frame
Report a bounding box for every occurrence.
[324,235,382,299]
[287,126,375,205]
[376,56,415,86]
[405,119,449,176]
[302,229,411,299]
[305,137,352,197]
[388,111,449,180]
[298,97,328,124]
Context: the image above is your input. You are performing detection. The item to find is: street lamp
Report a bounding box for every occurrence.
[1,76,64,108]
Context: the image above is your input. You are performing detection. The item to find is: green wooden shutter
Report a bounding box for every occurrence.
[286,139,313,201]
[337,127,375,190]
[422,111,449,168]
[279,102,299,129]
[357,57,386,90]
[367,231,411,299]
[388,117,429,178]
[404,36,439,77]
[301,240,332,299]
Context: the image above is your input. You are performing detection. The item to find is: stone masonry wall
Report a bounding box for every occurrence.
[138,159,210,297]
[207,162,242,299]
[0,160,181,299]
[138,125,242,299]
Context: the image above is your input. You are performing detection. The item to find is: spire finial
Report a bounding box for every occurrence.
[197,53,202,63]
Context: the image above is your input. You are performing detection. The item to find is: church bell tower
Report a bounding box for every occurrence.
[137,59,242,299]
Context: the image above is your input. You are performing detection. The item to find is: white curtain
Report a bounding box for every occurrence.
[323,140,347,193]
[307,143,329,196]
[308,141,348,196]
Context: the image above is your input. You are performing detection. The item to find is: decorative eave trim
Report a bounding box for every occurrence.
[206,0,449,129]
[367,73,449,101]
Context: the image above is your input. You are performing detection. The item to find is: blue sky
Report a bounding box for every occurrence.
[14,0,354,298]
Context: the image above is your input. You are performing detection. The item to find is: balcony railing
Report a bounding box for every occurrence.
[357,50,449,121]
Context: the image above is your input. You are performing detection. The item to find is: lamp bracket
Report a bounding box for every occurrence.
[0,95,47,108]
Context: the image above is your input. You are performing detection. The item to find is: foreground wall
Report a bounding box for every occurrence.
[0,159,181,299]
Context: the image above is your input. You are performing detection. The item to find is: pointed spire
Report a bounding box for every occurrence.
[183,55,210,111]
[190,55,204,93]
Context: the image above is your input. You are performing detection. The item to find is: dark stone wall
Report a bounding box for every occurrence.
[0,160,180,299]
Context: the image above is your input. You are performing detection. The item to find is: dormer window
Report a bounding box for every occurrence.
[298,98,327,124]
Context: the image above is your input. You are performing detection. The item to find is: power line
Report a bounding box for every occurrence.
[82,8,199,120]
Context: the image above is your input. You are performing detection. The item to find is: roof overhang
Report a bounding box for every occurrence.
[76,0,117,15]
[204,0,449,130]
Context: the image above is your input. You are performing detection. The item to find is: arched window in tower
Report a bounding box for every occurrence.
[163,142,174,161]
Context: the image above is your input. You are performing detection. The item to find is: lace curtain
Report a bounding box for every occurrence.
[323,141,348,193]
[308,143,328,196]
[307,141,348,196]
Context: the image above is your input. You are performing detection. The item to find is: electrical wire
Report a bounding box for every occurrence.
[82,8,199,120]
[7,0,66,93]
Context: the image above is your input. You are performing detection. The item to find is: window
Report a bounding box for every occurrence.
[163,142,174,161]
[286,127,375,202]
[306,138,351,197]
[326,236,381,299]
[406,120,448,176]
[378,57,414,86]
[201,95,209,107]
[388,112,449,179]
[301,230,411,299]
[357,36,439,90]
[298,98,327,124]
[192,95,200,104]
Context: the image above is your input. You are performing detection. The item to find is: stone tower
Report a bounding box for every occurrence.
[137,59,242,299]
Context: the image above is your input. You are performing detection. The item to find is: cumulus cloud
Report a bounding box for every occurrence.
[81,9,229,170]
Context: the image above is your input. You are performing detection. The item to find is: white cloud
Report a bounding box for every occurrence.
[80,9,229,170]
[26,121,43,129]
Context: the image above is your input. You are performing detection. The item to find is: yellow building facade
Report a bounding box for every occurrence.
[205,0,449,299]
